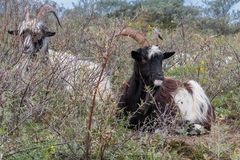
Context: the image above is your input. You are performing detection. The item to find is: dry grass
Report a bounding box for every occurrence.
[0,1,239,159]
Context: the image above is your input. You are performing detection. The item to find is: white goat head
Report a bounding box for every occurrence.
[8,4,61,55]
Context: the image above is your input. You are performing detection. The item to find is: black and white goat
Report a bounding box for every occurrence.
[8,5,60,55]
[116,28,215,134]
[8,5,112,99]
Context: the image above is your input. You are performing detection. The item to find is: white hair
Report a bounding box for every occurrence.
[173,80,213,127]
[148,45,162,59]
[48,50,112,100]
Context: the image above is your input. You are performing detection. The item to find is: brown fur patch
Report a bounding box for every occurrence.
[155,78,180,105]
[183,82,193,95]
[205,104,215,130]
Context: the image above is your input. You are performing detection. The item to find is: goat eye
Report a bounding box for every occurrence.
[32,33,37,38]
[32,33,41,41]
[140,59,147,64]
[21,29,30,36]
[21,31,25,35]
[21,31,27,37]
[38,39,43,45]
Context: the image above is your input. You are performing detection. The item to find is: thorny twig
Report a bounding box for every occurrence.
[84,29,117,159]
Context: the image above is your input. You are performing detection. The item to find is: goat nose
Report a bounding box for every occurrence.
[159,76,164,80]
[154,79,163,86]
[154,73,164,80]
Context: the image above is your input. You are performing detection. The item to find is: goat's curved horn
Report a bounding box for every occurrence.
[36,4,62,27]
[152,28,163,45]
[115,27,149,48]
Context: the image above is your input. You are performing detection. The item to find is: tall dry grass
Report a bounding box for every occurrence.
[0,1,239,159]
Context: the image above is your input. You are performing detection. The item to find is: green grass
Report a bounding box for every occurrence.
[1,6,240,159]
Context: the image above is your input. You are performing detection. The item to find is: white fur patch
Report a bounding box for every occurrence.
[172,80,211,124]
[148,45,162,59]
[40,38,49,54]
[193,124,202,130]
[23,35,32,46]
[19,19,44,35]
[23,35,34,53]
[154,80,163,86]
[48,50,112,100]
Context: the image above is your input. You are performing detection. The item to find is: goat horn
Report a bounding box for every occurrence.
[152,28,163,45]
[115,27,149,48]
[36,4,62,27]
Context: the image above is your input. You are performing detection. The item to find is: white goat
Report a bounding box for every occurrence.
[8,4,112,100]
[48,49,112,99]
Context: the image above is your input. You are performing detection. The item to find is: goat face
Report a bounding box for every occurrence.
[131,45,175,86]
[8,4,61,55]
[8,19,55,55]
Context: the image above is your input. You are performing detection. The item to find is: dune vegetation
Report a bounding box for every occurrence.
[0,0,239,159]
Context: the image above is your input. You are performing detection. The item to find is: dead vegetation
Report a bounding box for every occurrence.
[0,1,239,159]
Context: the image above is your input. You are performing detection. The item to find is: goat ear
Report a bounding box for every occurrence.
[131,51,142,61]
[163,51,175,59]
[8,30,19,35]
[45,31,56,37]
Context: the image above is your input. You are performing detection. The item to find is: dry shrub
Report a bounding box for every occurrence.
[0,1,239,159]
